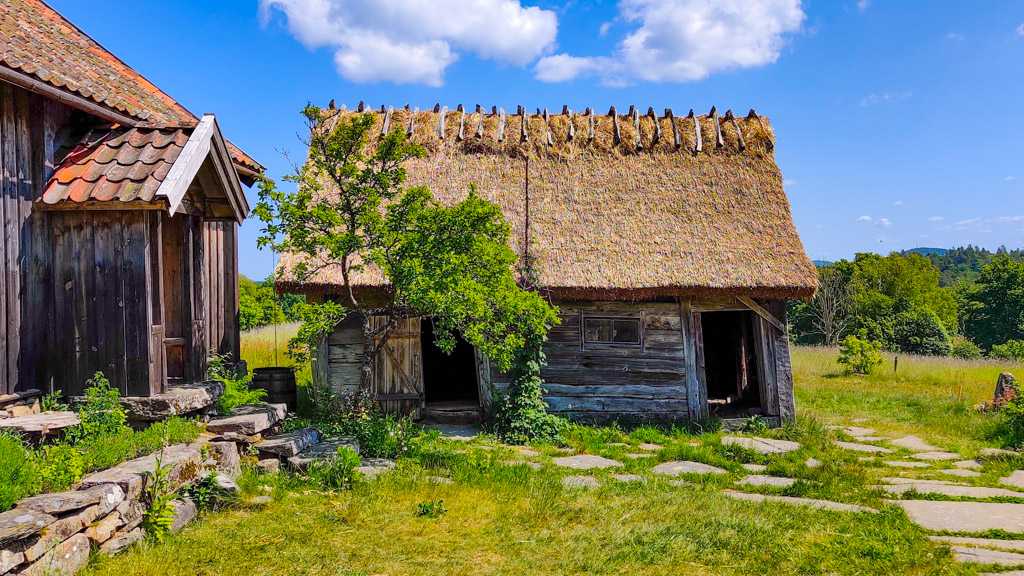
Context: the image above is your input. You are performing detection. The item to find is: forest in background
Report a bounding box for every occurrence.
[239,275,304,331]
[789,245,1024,359]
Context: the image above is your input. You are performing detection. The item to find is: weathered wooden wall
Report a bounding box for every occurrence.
[203,221,239,362]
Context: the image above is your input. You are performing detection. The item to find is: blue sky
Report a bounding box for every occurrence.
[48,0,1024,278]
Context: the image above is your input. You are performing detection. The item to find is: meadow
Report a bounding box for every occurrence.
[79,340,1024,575]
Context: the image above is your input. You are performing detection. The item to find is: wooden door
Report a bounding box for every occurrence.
[369,316,423,416]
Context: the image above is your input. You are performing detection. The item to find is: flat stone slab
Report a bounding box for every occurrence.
[836,441,892,453]
[639,443,663,451]
[562,475,600,488]
[80,443,203,497]
[882,477,958,486]
[287,437,360,471]
[931,536,1024,552]
[939,469,982,478]
[206,403,287,435]
[737,475,796,488]
[852,436,885,442]
[878,483,1024,499]
[722,436,801,454]
[0,509,55,547]
[114,381,224,421]
[893,500,1024,532]
[723,490,877,513]
[844,426,875,437]
[625,453,652,459]
[883,461,931,468]
[356,458,396,479]
[424,424,480,441]
[551,454,621,470]
[910,451,961,461]
[805,458,822,468]
[503,460,542,470]
[981,448,1020,458]
[951,545,1024,566]
[652,461,727,476]
[742,463,768,472]
[259,428,320,458]
[1004,471,1024,489]
[15,484,123,515]
[611,474,642,483]
[955,460,983,469]
[890,435,941,452]
[516,447,541,457]
[0,411,79,436]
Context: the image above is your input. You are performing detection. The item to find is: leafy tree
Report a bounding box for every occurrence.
[254,106,559,439]
[950,337,983,360]
[963,257,1024,350]
[238,275,305,331]
[992,340,1024,362]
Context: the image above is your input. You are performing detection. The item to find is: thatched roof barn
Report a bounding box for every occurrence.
[280,104,816,425]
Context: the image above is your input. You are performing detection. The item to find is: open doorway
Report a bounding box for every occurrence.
[420,319,480,410]
[700,311,762,417]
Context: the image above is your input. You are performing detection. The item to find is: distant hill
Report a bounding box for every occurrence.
[812,260,834,267]
[902,247,948,257]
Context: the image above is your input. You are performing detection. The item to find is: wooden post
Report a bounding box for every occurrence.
[667,108,681,149]
[474,105,484,139]
[649,107,661,146]
[689,109,702,154]
[497,108,506,142]
[380,105,393,135]
[437,105,447,139]
[456,104,465,141]
[726,109,745,151]
[566,107,575,141]
[609,106,620,146]
[710,106,724,148]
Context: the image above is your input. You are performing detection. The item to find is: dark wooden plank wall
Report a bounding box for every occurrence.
[324,314,364,394]
[202,221,239,362]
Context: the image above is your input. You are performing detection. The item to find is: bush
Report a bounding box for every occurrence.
[76,372,127,439]
[284,388,414,459]
[993,340,1024,362]
[0,432,37,511]
[951,338,983,360]
[837,331,885,375]
[892,309,952,356]
[34,443,84,492]
[216,374,267,415]
[306,447,361,490]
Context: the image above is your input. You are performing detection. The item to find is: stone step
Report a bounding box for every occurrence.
[287,437,360,471]
[950,545,1024,567]
[722,490,877,513]
[722,436,801,454]
[258,428,320,458]
[0,411,80,437]
[79,443,204,497]
[893,500,1024,533]
[419,408,482,425]
[206,403,287,435]
[652,461,727,476]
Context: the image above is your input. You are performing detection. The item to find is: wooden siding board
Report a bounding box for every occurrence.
[91,213,125,391]
[123,214,150,396]
[0,83,13,392]
[21,92,52,393]
[770,300,795,420]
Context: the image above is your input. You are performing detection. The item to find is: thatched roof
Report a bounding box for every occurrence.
[277,104,817,301]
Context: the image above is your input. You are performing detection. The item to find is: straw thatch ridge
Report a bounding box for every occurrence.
[277,105,817,301]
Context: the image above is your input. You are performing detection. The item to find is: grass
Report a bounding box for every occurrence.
[80,341,1024,575]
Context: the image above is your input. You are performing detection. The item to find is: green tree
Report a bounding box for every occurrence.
[963,257,1024,350]
[254,107,559,437]
[238,275,284,331]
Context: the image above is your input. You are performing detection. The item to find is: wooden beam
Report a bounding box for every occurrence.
[36,199,169,211]
[737,296,785,332]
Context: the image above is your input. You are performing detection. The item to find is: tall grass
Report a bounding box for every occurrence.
[240,322,310,385]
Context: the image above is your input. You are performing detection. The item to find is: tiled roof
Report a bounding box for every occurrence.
[42,126,188,204]
[0,0,261,173]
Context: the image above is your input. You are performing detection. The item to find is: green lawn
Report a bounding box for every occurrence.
[81,345,1024,575]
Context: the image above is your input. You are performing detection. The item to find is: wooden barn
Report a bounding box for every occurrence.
[278,104,817,424]
[0,0,261,398]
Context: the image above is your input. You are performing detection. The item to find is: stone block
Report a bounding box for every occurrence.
[21,533,89,576]
[0,509,55,548]
[205,404,287,435]
[0,412,80,437]
[258,428,319,458]
[80,444,204,497]
[114,497,143,531]
[255,459,281,474]
[206,441,241,477]
[99,527,144,556]
[168,498,197,533]
[287,437,360,472]
[112,381,225,422]
[84,513,121,545]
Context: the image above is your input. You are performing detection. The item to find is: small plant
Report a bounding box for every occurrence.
[142,451,177,541]
[184,471,223,511]
[739,415,770,435]
[40,390,67,412]
[950,338,983,360]
[34,443,84,492]
[77,372,127,439]
[837,331,885,375]
[306,447,361,490]
[415,499,447,518]
[0,432,37,511]
[216,373,267,415]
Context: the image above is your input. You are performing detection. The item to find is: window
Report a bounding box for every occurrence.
[583,317,641,345]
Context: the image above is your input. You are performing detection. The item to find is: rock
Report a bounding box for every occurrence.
[910,451,960,461]
[889,435,941,452]
[110,381,225,422]
[931,535,1024,552]
[551,455,622,470]
[210,431,262,444]
[258,428,320,458]
[80,443,204,498]
[1002,470,1024,488]
[516,448,541,457]
[981,448,1020,458]
[213,473,240,493]
[638,443,663,451]
[287,437,360,472]
[7,405,35,418]
[114,497,143,531]
[0,412,79,437]
[805,458,822,468]
[99,527,144,556]
[168,498,197,533]
[249,495,273,505]
[14,484,122,516]
[878,482,1024,499]
[893,500,1024,532]
[882,461,930,468]
[954,459,983,469]
[722,436,801,455]
[851,436,885,442]
[652,461,727,476]
[206,441,241,477]
[562,476,600,488]
[737,475,797,488]
[0,538,34,573]
[21,533,89,576]
[424,424,480,441]
[255,459,281,474]
[951,545,1024,567]
[835,441,892,453]
[742,463,768,472]
[939,469,982,478]
[355,458,397,479]
[205,403,288,435]
[844,426,875,437]
[0,509,55,547]
[608,442,629,447]
[84,512,122,545]
[723,490,877,513]
[611,474,642,482]
[996,372,1018,403]
[624,454,652,459]
[881,477,958,485]
[24,509,93,563]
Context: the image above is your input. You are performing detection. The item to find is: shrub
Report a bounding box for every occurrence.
[216,374,267,415]
[0,432,37,511]
[491,332,566,444]
[892,309,952,356]
[306,447,361,490]
[77,372,127,439]
[34,443,84,492]
[837,331,885,375]
[993,340,1024,362]
[40,390,67,412]
[284,388,414,459]
[951,338,983,360]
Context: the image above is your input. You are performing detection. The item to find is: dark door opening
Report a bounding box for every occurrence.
[700,311,762,417]
[421,320,480,407]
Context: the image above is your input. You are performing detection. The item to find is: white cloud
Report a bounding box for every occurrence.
[599,21,613,37]
[947,32,964,41]
[956,217,983,227]
[259,0,558,86]
[893,200,903,206]
[1006,176,1016,182]
[856,0,870,12]
[783,178,798,186]
[877,218,893,228]
[927,216,944,222]
[535,0,805,85]
[860,91,912,106]
[857,215,872,222]
[991,215,1024,223]
[1017,23,1024,36]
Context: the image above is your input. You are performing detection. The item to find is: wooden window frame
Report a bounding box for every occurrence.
[580,314,644,350]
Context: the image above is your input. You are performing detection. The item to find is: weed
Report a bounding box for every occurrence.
[414,499,447,518]
[307,447,361,490]
[142,451,177,542]
[40,390,67,412]
[0,432,36,511]
[76,372,127,439]
[34,443,84,492]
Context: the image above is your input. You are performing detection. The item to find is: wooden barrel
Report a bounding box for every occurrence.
[252,367,297,411]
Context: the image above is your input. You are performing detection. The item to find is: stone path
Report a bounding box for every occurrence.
[551,455,621,470]
[938,469,981,478]
[844,426,875,437]
[722,490,877,513]
[722,436,801,454]
[611,474,642,483]
[883,461,930,468]
[425,425,480,441]
[652,461,727,476]
[890,435,941,452]
[931,536,1024,551]
[950,546,1024,567]
[954,459,983,469]
[562,476,600,488]
[639,443,663,451]
[878,482,1024,500]
[836,441,892,454]
[893,501,1024,532]
[741,463,767,472]
[1003,471,1024,488]
[909,451,960,461]
[736,475,796,488]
